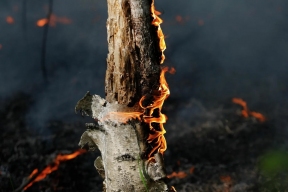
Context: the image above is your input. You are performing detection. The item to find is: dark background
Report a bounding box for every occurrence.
[1,0,288,191]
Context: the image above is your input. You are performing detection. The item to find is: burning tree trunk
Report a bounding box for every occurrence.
[76,0,172,191]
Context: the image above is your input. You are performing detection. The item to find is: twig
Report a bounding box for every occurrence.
[41,0,53,83]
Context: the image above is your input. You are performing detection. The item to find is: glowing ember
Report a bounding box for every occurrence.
[220,175,232,183]
[151,0,166,64]
[6,16,14,24]
[24,149,86,190]
[176,15,183,23]
[167,166,195,179]
[198,19,204,26]
[167,171,187,179]
[220,175,232,192]
[232,98,266,122]
[36,14,72,27]
[37,18,49,27]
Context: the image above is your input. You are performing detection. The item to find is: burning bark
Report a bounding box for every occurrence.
[76,0,173,191]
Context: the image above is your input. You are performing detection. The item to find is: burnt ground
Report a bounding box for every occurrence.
[1,93,288,192]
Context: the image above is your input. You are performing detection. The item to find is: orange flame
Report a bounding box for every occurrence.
[167,171,187,179]
[24,149,86,190]
[141,67,174,158]
[167,166,195,179]
[103,111,142,123]
[151,0,166,64]
[36,14,72,27]
[106,67,174,159]
[232,98,266,122]
[6,16,14,24]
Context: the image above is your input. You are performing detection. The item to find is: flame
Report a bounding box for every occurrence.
[105,67,174,159]
[232,98,266,122]
[37,18,49,27]
[167,171,187,179]
[103,111,142,123]
[151,1,166,64]
[167,166,194,179]
[24,149,86,190]
[36,14,72,27]
[0,44,2,50]
[6,16,14,24]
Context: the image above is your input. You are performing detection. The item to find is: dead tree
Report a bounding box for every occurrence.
[76,0,173,191]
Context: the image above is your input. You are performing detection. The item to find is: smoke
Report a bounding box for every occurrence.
[1,0,288,131]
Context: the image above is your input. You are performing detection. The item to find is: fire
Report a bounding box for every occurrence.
[106,67,174,159]
[36,14,72,27]
[151,0,166,64]
[232,98,266,122]
[176,15,183,23]
[103,111,142,123]
[167,171,187,179]
[141,67,174,158]
[167,166,195,179]
[6,16,14,24]
[24,149,86,190]
[0,44,2,50]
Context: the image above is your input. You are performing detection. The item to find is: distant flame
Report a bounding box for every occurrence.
[6,16,14,24]
[0,44,2,50]
[36,14,72,27]
[151,0,166,64]
[24,149,86,190]
[167,166,195,179]
[232,98,266,122]
[220,175,232,192]
[167,171,187,179]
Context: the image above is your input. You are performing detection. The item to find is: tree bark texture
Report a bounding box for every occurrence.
[76,0,170,191]
[105,0,161,106]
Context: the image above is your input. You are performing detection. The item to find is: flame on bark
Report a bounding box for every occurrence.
[232,98,266,122]
[36,14,72,27]
[24,149,86,190]
[106,67,174,159]
[151,0,166,64]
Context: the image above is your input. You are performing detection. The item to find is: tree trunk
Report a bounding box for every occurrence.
[76,0,171,191]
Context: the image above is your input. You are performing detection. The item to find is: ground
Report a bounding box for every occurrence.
[1,93,288,192]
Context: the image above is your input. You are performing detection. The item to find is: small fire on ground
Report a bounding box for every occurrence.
[232,98,266,122]
[37,14,72,27]
[167,166,195,179]
[24,149,86,190]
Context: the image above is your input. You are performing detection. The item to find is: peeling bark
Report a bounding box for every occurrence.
[76,0,171,191]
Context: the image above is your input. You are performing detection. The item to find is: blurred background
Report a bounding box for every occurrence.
[1,0,288,191]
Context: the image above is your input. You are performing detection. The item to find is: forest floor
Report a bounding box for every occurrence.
[1,93,288,192]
